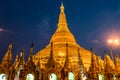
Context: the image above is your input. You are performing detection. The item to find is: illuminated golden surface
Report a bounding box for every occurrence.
[33,3,98,70]
[0,4,117,80]
[33,3,92,70]
[104,54,115,69]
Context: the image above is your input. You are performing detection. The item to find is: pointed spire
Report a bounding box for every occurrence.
[96,55,100,66]
[88,48,99,79]
[50,42,54,60]
[90,48,94,62]
[28,41,34,61]
[89,48,96,69]
[114,53,119,66]
[78,47,82,66]
[36,60,41,71]
[50,3,76,43]
[8,40,13,50]
[56,3,70,32]
[2,40,13,64]
[19,49,25,65]
[13,54,19,68]
[15,55,19,62]
[47,42,55,64]
[46,42,58,68]
[64,43,68,67]
[104,51,108,64]
[56,3,69,32]
[104,51,107,56]
[60,2,64,12]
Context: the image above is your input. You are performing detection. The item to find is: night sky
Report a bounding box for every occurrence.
[0,0,120,61]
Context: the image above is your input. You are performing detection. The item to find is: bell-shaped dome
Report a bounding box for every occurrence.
[34,3,92,70]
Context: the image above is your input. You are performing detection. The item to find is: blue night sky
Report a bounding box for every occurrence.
[0,0,120,61]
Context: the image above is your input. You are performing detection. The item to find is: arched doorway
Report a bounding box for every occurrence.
[80,70,87,80]
[68,72,74,80]
[81,73,87,80]
[98,74,104,80]
[50,73,57,80]
[113,74,117,80]
[0,73,6,80]
[26,74,34,80]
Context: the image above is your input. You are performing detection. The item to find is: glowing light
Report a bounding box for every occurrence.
[68,72,74,80]
[80,70,87,80]
[0,73,6,80]
[107,39,120,46]
[0,28,8,32]
[108,39,113,44]
[113,74,117,80]
[98,74,104,80]
[26,74,34,80]
[114,39,119,45]
[0,28,4,32]
[50,73,57,80]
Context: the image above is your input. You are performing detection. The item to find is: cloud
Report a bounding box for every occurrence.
[0,28,9,32]
[92,40,99,43]
[38,16,50,35]
[36,16,52,45]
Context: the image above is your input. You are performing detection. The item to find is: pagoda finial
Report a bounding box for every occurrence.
[8,40,13,50]
[60,2,64,12]
[30,41,34,56]
[56,2,69,32]
[28,41,34,61]
[19,48,25,65]
[50,3,76,44]
[15,54,19,62]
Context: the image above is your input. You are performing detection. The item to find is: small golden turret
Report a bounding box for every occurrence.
[19,49,25,66]
[2,40,13,66]
[87,48,99,80]
[13,55,19,69]
[28,42,34,61]
[104,51,114,80]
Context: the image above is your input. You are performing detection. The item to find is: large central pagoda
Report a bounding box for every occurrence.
[33,3,92,70]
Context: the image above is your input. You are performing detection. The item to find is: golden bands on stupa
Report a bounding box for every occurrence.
[0,3,119,80]
[34,3,92,70]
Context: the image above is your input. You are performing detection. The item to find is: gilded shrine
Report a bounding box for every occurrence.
[0,3,119,80]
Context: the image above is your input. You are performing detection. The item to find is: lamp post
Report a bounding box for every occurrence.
[107,39,120,63]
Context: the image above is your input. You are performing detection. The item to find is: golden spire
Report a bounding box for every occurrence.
[19,49,25,65]
[46,42,55,66]
[60,3,64,13]
[15,54,19,62]
[90,48,97,68]
[87,48,99,79]
[50,3,76,43]
[2,40,13,63]
[64,43,68,67]
[48,42,54,62]
[28,42,34,61]
[13,54,19,68]
[56,3,69,32]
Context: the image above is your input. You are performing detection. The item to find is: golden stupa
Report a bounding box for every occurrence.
[33,3,92,70]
